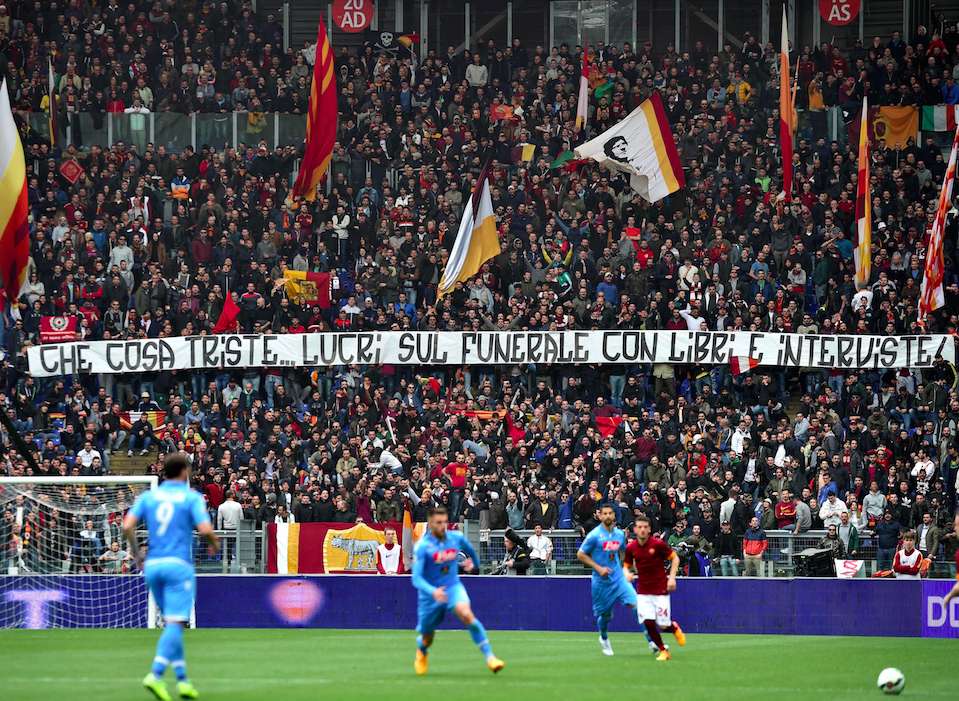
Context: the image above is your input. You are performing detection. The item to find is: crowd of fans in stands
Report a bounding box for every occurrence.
[0,0,958,576]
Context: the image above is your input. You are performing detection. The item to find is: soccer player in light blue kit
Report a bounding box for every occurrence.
[411,506,504,675]
[577,503,653,656]
[124,453,219,700]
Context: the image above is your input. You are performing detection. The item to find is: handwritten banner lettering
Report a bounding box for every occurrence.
[27,331,954,377]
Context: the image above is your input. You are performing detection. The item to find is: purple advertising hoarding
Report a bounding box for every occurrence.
[921,580,959,638]
[0,575,148,628]
[195,575,925,637]
[0,574,948,638]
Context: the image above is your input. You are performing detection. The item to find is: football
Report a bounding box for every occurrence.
[877,668,905,695]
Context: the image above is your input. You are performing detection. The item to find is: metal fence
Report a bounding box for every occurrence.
[133,525,264,575]
[463,525,957,579]
[21,111,307,154]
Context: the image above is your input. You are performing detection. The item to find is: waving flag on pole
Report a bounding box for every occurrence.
[576,44,589,131]
[47,58,59,148]
[288,14,338,203]
[919,126,959,324]
[779,7,794,202]
[438,163,500,298]
[854,97,871,288]
[0,80,30,308]
[575,92,684,203]
[730,355,760,376]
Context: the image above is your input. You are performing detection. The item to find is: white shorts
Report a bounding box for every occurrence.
[636,594,671,627]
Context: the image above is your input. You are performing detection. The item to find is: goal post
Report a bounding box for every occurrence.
[0,475,159,629]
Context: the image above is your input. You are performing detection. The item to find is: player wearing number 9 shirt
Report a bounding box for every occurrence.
[124,453,219,701]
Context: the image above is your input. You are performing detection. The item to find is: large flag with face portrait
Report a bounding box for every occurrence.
[574,91,684,204]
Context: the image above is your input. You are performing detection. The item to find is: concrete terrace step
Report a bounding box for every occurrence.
[107,451,155,476]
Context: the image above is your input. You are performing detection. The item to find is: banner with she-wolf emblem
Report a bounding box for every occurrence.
[267,521,403,574]
[282,270,331,308]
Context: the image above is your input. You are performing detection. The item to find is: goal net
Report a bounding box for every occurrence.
[0,476,157,629]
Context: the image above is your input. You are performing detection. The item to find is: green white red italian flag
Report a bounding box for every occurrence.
[921,105,959,131]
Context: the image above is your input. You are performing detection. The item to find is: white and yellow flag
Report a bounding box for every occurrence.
[438,166,500,298]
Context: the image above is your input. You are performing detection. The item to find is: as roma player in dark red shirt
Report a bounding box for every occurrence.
[943,512,959,607]
[624,515,687,661]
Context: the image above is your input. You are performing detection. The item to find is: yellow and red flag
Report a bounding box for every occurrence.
[283,270,331,308]
[920,125,959,323]
[0,79,30,308]
[779,7,794,202]
[289,16,338,202]
[854,97,871,288]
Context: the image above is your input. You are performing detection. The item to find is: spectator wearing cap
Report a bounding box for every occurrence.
[501,528,530,576]
[875,511,903,571]
[712,521,741,577]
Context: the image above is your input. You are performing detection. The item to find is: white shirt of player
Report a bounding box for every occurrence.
[893,547,921,579]
[377,542,402,574]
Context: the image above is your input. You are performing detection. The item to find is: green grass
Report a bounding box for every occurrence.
[0,629,951,700]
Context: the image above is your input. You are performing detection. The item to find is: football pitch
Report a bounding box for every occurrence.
[0,628,953,700]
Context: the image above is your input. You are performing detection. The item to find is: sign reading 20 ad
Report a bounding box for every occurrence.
[333,0,373,33]
[27,330,955,377]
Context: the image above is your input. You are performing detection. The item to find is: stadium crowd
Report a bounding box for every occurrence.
[1,0,959,576]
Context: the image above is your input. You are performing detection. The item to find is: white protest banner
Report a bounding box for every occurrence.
[27,331,955,378]
[835,559,866,579]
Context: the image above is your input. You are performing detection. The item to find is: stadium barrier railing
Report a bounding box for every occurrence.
[20,111,308,154]
[464,526,956,579]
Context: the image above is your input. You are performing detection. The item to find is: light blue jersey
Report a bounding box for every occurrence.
[579,523,636,618]
[579,523,627,582]
[411,528,480,635]
[129,480,210,566]
[411,529,479,597]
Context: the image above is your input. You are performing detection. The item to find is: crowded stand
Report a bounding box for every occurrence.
[0,0,958,578]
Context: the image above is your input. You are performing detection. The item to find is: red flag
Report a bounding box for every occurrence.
[779,8,794,201]
[490,103,514,121]
[40,315,78,342]
[595,415,625,438]
[854,97,871,287]
[919,125,959,322]
[213,293,241,333]
[59,158,84,184]
[730,355,760,376]
[288,16,338,202]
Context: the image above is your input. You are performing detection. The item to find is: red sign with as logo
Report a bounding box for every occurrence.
[819,0,860,27]
[332,0,373,33]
